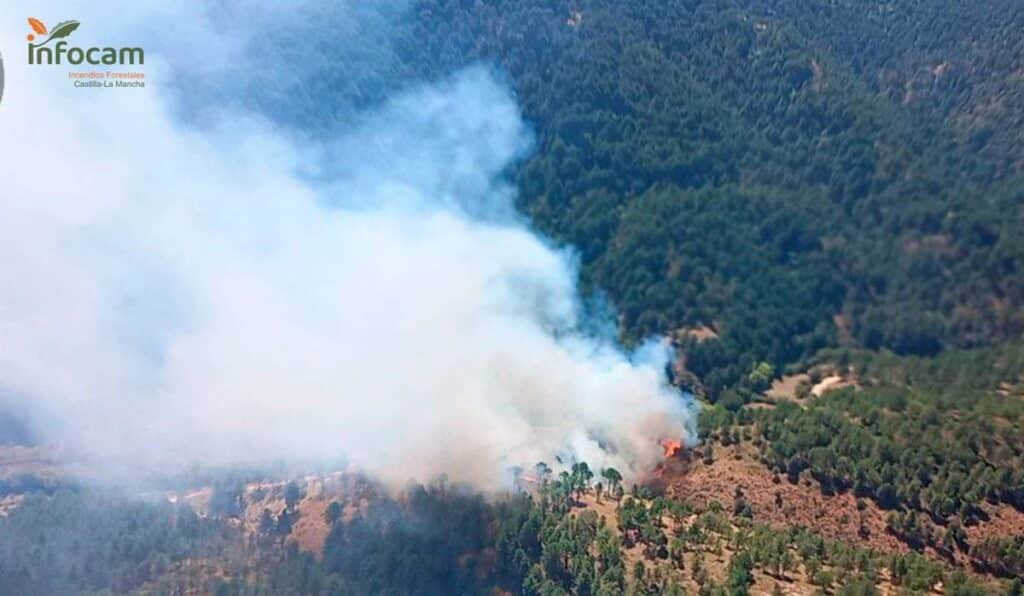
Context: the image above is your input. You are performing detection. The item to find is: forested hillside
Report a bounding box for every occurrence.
[193,0,1024,397]
[3,1,1024,594]
[410,0,1024,394]
[248,0,1024,396]
[2,471,1015,594]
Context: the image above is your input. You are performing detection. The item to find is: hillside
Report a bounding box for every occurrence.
[1,451,1018,595]
[208,0,1024,399]
[2,1,1024,594]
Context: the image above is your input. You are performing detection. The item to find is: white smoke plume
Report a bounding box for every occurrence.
[0,2,695,489]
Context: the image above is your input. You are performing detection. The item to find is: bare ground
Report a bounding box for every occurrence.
[664,442,908,554]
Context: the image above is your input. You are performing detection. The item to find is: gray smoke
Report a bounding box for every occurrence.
[0,1,695,489]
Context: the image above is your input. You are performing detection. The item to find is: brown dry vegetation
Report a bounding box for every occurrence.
[664,443,907,555]
[576,480,963,595]
[966,503,1024,545]
[233,473,375,558]
[648,435,1022,590]
[0,444,66,481]
[765,374,811,402]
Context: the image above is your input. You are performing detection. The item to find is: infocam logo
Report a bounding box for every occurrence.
[27,17,143,66]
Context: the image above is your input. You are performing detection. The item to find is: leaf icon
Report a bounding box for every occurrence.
[28,18,47,35]
[47,20,80,40]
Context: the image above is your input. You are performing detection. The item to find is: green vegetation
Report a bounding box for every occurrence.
[228,474,1005,594]
[0,490,237,595]
[242,0,1024,395]
[351,0,1024,397]
[972,535,1024,579]
[0,467,1010,594]
[700,344,1024,577]
[5,2,1024,594]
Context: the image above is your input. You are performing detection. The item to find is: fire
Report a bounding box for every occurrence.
[661,439,682,458]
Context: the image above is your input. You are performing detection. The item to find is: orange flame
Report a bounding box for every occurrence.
[661,439,682,458]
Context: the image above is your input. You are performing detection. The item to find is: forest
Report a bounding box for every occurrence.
[217,0,1024,396]
[1,468,1015,595]
[3,0,1024,594]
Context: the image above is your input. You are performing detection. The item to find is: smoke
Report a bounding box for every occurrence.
[0,2,695,489]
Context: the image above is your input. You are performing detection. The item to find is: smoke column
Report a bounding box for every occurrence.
[0,1,695,489]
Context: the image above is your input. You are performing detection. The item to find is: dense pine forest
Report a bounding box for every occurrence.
[3,0,1024,594]
[3,466,1020,594]
[227,0,1024,395]
[439,0,1024,394]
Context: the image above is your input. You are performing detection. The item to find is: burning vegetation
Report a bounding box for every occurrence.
[660,439,683,459]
